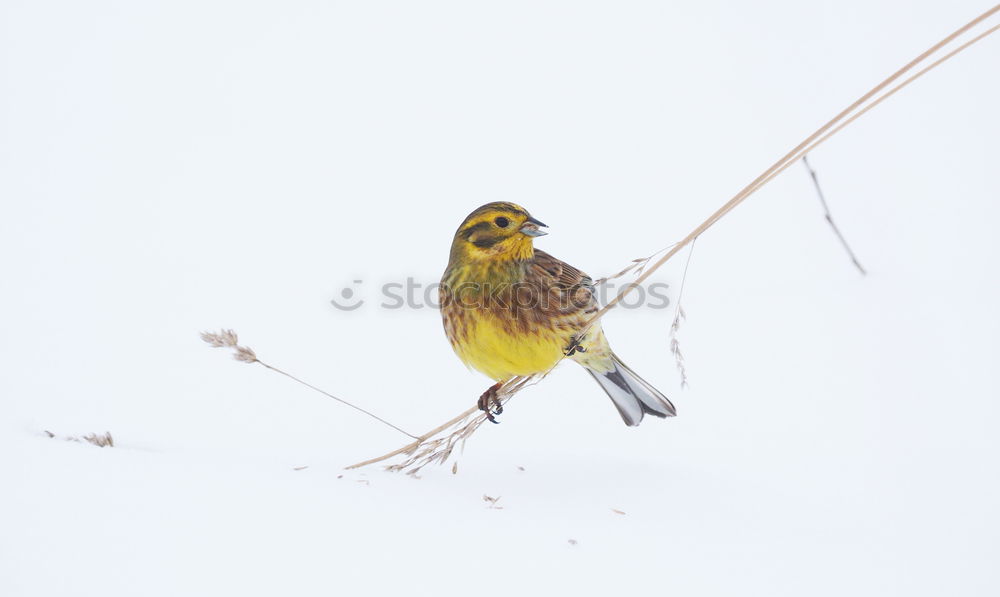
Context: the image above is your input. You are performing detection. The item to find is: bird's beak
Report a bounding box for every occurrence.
[520,216,548,237]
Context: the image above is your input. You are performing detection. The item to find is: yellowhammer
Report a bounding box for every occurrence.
[440,201,676,426]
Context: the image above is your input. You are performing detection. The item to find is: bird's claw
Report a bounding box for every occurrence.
[478,382,504,424]
[564,337,586,357]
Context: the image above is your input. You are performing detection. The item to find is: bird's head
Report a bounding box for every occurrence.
[449,202,547,263]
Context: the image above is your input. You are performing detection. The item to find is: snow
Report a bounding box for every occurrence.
[2,1,999,595]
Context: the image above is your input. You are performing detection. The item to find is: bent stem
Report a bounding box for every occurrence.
[345,376,539,474]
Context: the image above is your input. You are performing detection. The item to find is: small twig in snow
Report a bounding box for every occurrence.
[44,430,114,447]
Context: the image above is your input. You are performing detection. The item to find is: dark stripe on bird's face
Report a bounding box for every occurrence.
[472,235,503,249]
[461,221,496,247]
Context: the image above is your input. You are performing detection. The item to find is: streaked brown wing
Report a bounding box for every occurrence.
[529,249,599,318]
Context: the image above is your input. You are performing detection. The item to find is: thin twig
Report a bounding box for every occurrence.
[256,361,420,440]
[802,156,867,275]
[201,330,420,440]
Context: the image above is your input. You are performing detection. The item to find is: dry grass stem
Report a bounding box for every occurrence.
[593,244,677,286]
[201,329,419,439]
[345,376,540,474]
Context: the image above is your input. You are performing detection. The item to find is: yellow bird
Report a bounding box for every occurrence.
[440,202,676,426]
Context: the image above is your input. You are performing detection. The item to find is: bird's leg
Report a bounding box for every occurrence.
[477,381,504,424]
[564,335,587,357]
[488,381,503,421]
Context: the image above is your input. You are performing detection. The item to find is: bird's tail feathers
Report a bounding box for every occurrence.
[586,353,676,426]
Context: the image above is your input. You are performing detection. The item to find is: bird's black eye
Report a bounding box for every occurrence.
[494,216,510,228]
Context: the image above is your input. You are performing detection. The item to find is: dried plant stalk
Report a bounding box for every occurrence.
[345,376,540,474]
[201,329,419,439]
[592,243,676,286]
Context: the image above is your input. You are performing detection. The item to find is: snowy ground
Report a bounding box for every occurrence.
[2,1,999,595]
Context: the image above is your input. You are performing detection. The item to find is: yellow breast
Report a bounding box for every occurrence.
[451,312,566,381]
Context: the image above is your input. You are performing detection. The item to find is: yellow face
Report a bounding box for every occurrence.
[450,202,548,263]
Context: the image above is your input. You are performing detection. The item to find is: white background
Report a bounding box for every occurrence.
[2,1,998,595]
